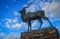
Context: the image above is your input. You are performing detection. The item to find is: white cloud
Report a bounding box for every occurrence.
[14,11,19,16]
[4,18,27,29]
[4,18,53,29]
[32,20,37,27]
[4,18,20,29]
[41,2,58,11]
[26,0,60,18]
[12,18,18,23]
[26,4,36,12]
[5,23,11,29]
[5,32,20,39]
[12,23,22,29]
[42,1,60,18]
[0,32,6,38]
[54,18,60,21]
[5,18,18,23]
[40,1,60,18]
[42,21,49,28]
[0,32,20,39]
[27,0,34,3]
[3,18,38,29]
[22,20,39,29]
[2,0,60,30]
[7,19,12,23]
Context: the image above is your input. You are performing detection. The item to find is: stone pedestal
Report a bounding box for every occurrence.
[20,27,59,39]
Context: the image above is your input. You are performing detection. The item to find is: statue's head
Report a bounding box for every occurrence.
[19,9,26,16]
[19,3,32,14]
[19,7,26,13]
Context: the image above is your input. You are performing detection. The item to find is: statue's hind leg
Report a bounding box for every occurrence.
[38,19,43,29]
[43,17,53,27]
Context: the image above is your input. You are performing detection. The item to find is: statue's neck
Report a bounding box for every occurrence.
[21,8,26,16]
[21,10,26,20]
[21,8,26,20]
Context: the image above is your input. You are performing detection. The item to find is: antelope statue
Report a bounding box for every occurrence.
[19,3,53,31]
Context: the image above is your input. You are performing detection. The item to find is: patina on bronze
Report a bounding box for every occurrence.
[19,3,53,31]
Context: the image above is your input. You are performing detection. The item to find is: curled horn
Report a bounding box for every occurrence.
[28,2,33,6]
[24,2,33,8]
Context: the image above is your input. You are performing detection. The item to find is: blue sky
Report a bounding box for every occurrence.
[0,0,60,39]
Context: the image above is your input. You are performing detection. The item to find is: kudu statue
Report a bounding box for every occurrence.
[19,3,52,31]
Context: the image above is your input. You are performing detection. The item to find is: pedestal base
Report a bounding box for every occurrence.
[20,27,59,39]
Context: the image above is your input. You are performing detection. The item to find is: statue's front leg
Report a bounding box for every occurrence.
[29,21,31,31]
[38,19,43,29]
[28,21,31,31]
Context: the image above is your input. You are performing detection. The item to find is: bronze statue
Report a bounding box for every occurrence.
[19,3,52,31]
